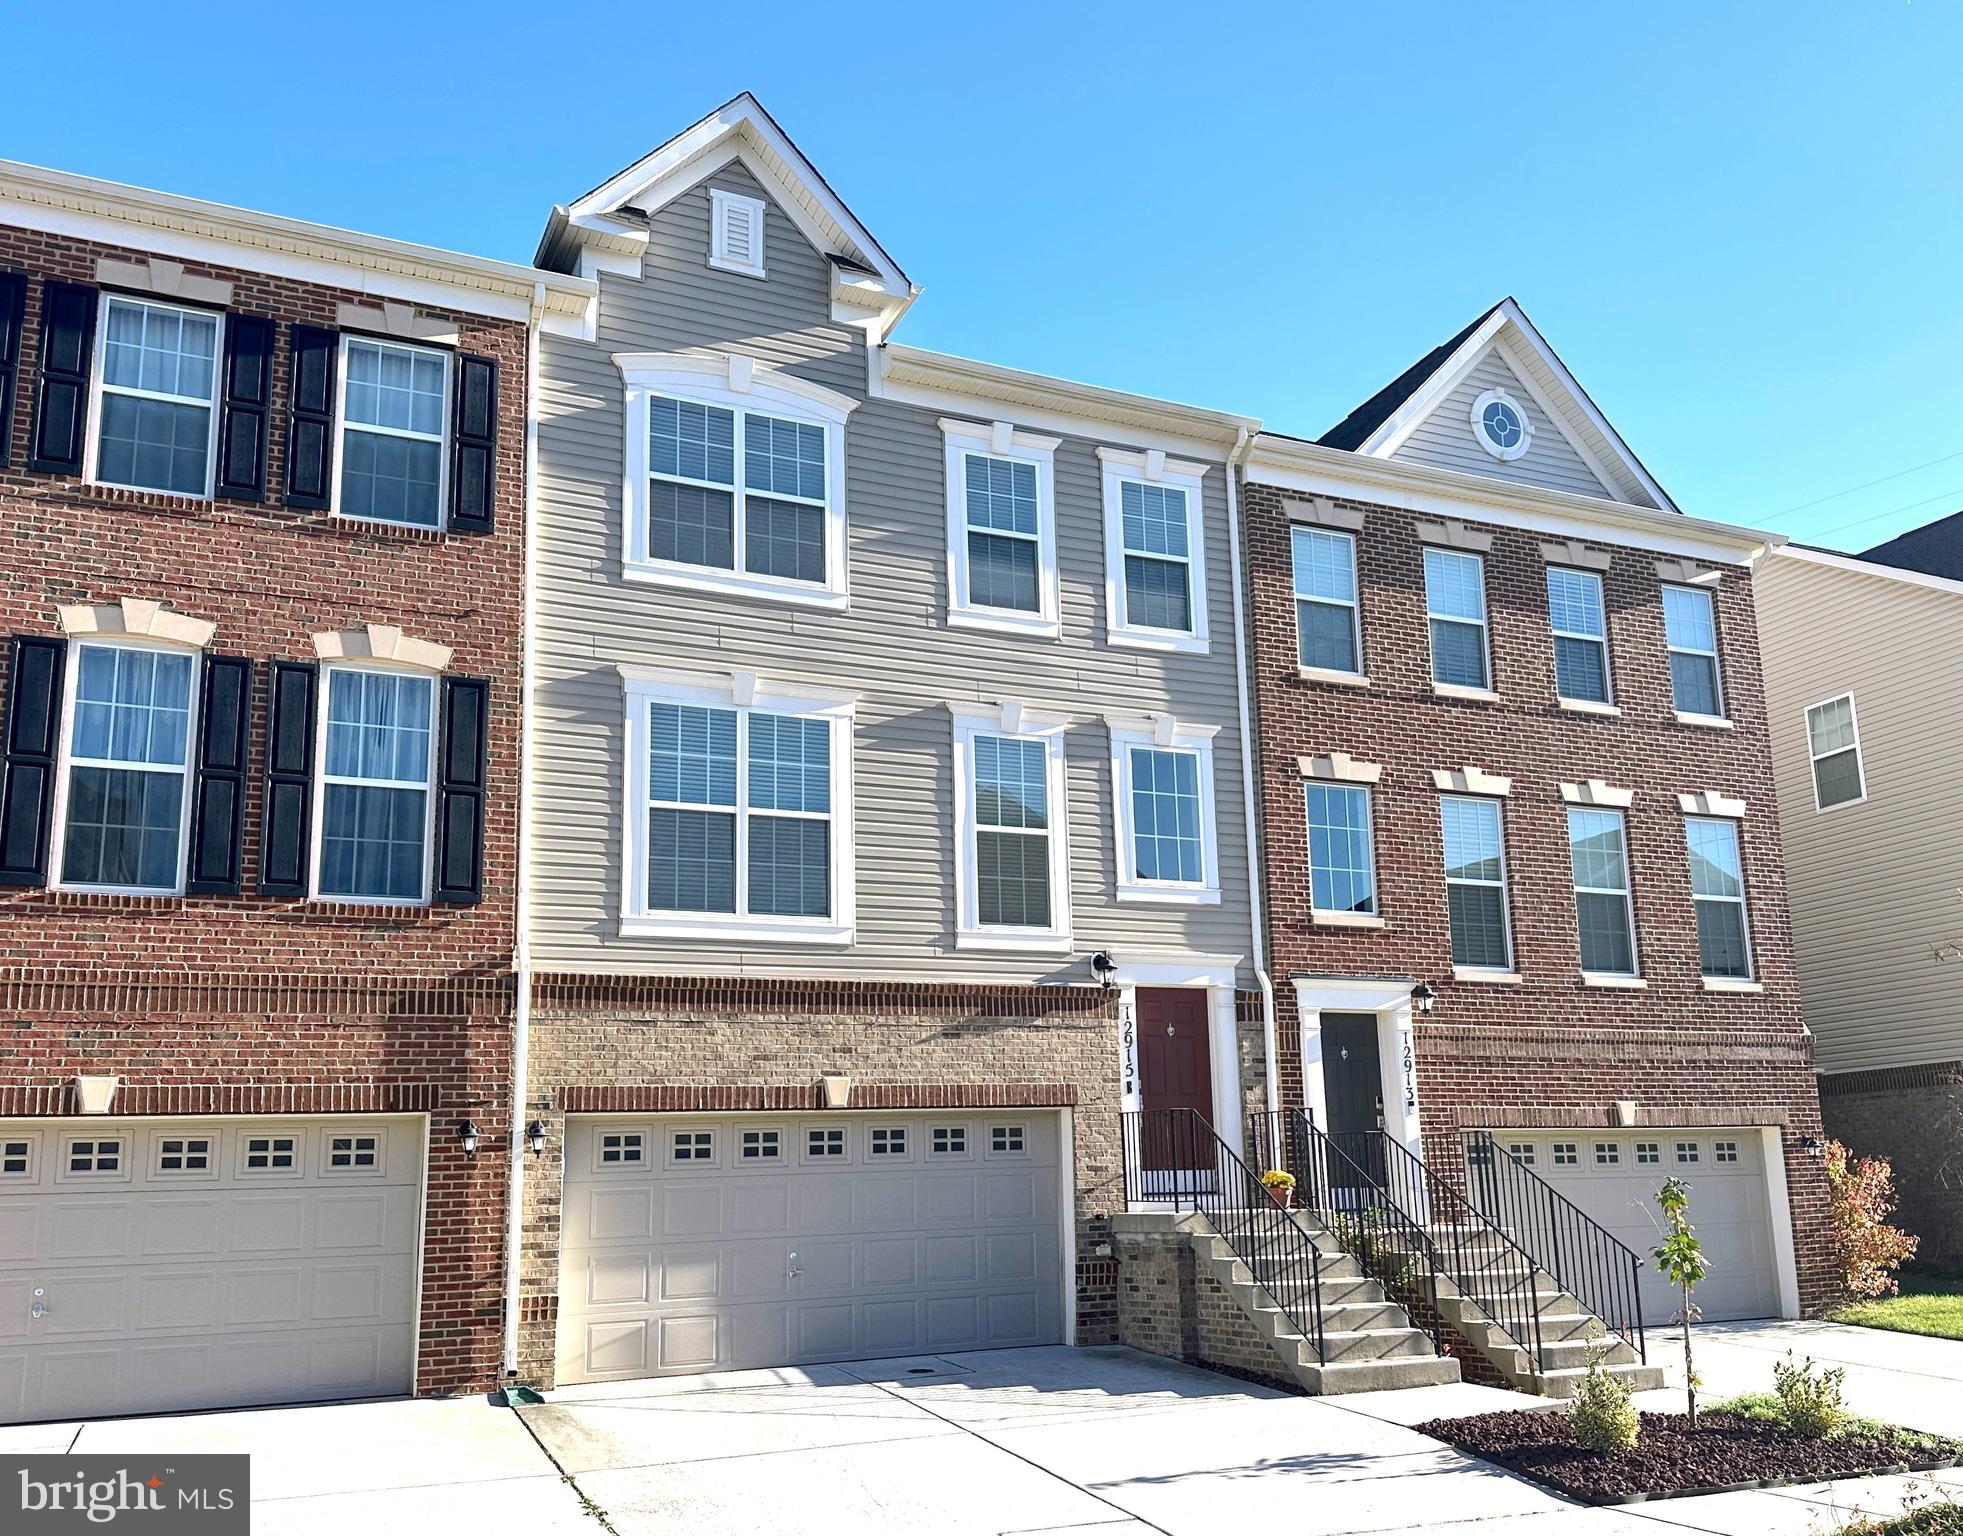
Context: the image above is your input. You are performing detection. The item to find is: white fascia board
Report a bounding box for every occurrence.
[0,164,592,325]
[1356,307,1513,458]
[1250,439,1776,565]
[875,344,1257,461]
[1769,542,1963,600]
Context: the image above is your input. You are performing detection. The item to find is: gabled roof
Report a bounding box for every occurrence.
[1315,297,1677,513]
[534,94,916,337]
[1859,509,1963,582]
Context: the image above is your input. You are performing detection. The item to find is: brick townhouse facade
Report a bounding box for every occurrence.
[0,161,590,1421]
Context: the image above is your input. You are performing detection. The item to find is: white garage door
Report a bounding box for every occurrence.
[558,1112,1066,1384]
[1492,1130,1781,1325]
[0,1117,422,1423]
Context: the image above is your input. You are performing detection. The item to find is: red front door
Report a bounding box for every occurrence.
[1137,988,1213,1172]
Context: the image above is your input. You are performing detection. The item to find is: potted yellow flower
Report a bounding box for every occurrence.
[1260,1169,1296,1209]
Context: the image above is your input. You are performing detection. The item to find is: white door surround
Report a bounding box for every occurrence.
[1111,954,1246,1161]
[1291,976,1424,1162]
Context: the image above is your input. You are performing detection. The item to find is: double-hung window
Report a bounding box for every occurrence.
[1101,451,1210,652]
[91,295,221,498]
[1547,567,1612,706]
[621,356,854,606]
[1292,527,1362,676]
[1109,716,1220,904]
[54,640,197,893]
[338,337,449,529]
[1685,817,1752,979]
[1662,585,1724,719]
[1305,782,1376,917]
[1424,548,1490,690]
[942,420,1059,636]
[315,667,436,904]
[952,704,1071,950]
[1805,694,1865,810]
[1567,807,1638,976]
[623,671,855,942]
[1440,795,1511,970]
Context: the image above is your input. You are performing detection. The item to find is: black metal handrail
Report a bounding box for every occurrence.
[1257,1111,1544,1372]
[1120,1107,1326,1362]
[1461,1130,1647,1363]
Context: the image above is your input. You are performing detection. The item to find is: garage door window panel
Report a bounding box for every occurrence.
[61,1136,126,1180]
[671,1130,715,1165]
[1636,1141,1660,1165]
[1686,816,1753,979]
[1568,807,1639,977]
[869,1127,910,1159]
[930,1125,970,1159]
[324,1132,383,1174]
[805,1126,848,1163]
[0,1136,36,1179]
[988,1124,1027,1157]
[739,1128,781,1161]
[153,1134,215,1177]
[596,1131,646,1169]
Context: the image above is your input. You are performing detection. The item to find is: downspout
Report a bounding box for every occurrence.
[1224,426,1281,1121]
[501,281,546,1381]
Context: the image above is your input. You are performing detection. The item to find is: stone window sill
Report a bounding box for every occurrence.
[1676,712,1734,731]
[1452,967,1522,984]
[1559,697,1621,718]
[1297,666,1371,688]
[1581,972,1648,989]
[1433,683,1502,705]
[1311,910,1385,929]
[1702,977,1763,993]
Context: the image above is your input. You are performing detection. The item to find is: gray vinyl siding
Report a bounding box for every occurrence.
[1393,349,1614,501]
[1757,553,1963,1073]
[533,161,1254,983]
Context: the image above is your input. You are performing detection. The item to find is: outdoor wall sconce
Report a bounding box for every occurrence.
[1410,982,1438,1015]
[1796,1135,1825,1159]
[1090,951,1118,990]
[525,1121,548,1157]
[457,1119,481,1157]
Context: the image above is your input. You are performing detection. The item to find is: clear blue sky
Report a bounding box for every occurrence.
[17,2,1961,550]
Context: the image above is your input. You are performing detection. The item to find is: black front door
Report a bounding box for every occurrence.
[1321,1012,1385,1198]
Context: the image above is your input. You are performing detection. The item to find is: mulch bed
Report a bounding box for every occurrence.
[1417,1408,1962,1506]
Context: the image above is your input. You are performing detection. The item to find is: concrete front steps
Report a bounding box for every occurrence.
[1112,1211,1461,1395]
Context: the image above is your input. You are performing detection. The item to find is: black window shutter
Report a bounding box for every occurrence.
[185,654,253,895]
[284,326,338,509]
[0,636,67,887]
[215,315,275,501]
[448,353,498,534]
[0,273,26,469]
[257,660,318,897]
[27,281,97,475]
[433,675,488,903]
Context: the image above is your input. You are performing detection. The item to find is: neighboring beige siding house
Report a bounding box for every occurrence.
[1758,534,1963,1264]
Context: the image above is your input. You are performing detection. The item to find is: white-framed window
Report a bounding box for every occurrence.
[671,1129,715,1164]
[951,702,1071,952]
[51,638,199,895]
[1108,716,1220,905]
[1470,387,1532,461]
[1686,816,1752,980]
[1594,1142,1620,1166]
[709,187,767,278]
[597,1131,644,1167]
[63,1135,125,1177]
[1663,584,1725,719]
[1805,694,1866,811]
[153,1133,214,1176]
[1424,547,1490,691]
[1568,807,1639,977]
[1100,449,1211,652]
[1506,1141,1535,1166]
[1552,1141,1578,1166]
[869,1127,909,1157]
[1547,567,1612,706]
[313,665,437,906]
[1636,1141,1660,1165]
[942,419,1060,638]
[324,1132,383,1173]
[804,1125,846,1161]
[1440,795,1511,971]
[1675,1140,1700,1164]
[989,1124,1027,1155]
[336,335,450,530]
[618,353,855,608]
[1715,1139,1740,1163]
[1305,781,1376,917]
[1291,526,1362,676]
[929,1125,969,1158]
[88,293,222,498]
[621,669,856,944]
[739,1128,781,1160]
[241,1133,300,1174]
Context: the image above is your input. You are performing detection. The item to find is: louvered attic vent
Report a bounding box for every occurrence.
[709,188,766,277]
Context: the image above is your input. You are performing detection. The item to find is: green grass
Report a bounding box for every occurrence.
[1831,1277,1963,1342]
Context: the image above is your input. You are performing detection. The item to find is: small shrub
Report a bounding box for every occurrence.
[1570,1349,1640,1453]
[1826,1139,1920,1299]
[1773,1350,1848,1438]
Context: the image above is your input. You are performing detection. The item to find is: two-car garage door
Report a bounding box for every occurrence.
[0,1117,421,1423]
[557,1112,1066,1384]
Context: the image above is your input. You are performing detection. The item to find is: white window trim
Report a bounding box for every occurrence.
[1304,779,1379,922]
[48,635,203,897]
[84,291,224,502]
[708,188,767,279]
[1290,525,1364,679]
[333,332,452,532]
[1662,582,1726,723]
[1100,447,1211,654]
[309,661,440,908]
[1548,565,1614,708]
[1470,386,1533,462]
[619,664,858,944]
[941,419,1062,638]
[1686,814,1754,982]
[1440,793,1513,974]
[1423,547,1492,691]
[1805,692,1867,813]
[1106,713,1221,906]
[951,699,1073,953]
[1568,805,1641,980]
[617,352,855,609]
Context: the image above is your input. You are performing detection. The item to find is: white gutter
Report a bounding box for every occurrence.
[501,282,546,1381]
[1224,426,1281,1123]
